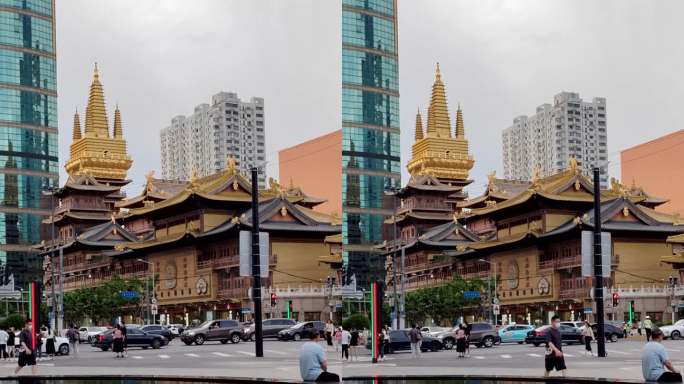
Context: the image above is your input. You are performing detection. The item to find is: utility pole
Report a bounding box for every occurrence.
[49,188,56,331]
[593,167,606,357]
[251,167,263,357]
[384,187,399,329]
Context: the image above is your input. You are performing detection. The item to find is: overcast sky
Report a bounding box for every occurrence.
[56,0,684,196]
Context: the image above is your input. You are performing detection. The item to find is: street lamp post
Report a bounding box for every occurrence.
[137,259,155,324]
[479,259,497,325]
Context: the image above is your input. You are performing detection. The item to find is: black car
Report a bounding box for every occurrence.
[525,325,583,347]
[243,318,297,341]
[180,319,244,345]
[92,327,167,351]
[141,325,174,341]
[591,323,624,343]
[277,321,325,341]
[366,330,442,353]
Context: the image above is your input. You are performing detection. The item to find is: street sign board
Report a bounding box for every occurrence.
[151,304,158,316]
[239,231,269,277]
[464,291,481,299]
[581,231,611,277]
[492,304,500,315]
[120,290,139,300]
[584,307,593,313]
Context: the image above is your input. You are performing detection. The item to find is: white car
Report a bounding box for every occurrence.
[420,326,449,336]
[660,319,684,340]
[13,335,70,355]
[79,326,108,343]
[168,324,185,336]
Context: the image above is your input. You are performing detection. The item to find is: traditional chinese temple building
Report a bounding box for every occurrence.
[40,65,341,325]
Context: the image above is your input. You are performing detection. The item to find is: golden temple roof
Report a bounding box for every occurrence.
[406,63,474,182]
[65,64,132,180]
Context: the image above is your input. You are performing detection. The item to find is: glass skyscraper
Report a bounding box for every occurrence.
[0,0,57,287]
[341,0,400,289]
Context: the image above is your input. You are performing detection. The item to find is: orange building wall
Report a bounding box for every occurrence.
[278,130,342,215]
[621,129,684,215]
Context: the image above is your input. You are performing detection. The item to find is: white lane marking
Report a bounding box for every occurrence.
[184,353,200,358]
[607,349,630,355]
[159,354,170,359]
[500,354,512,359]
[473,355,485,359]
[630,349,643,353]
[132,355,143,359]
[212,352,232,357]
[265,349,287,355]
[527,353,542,357]
[236,350,256,357]
[666,348,681,352]
[563,353,575,357]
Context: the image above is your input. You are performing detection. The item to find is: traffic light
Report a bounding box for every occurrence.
[270,292,277,306]
[612,292,619,306]
[629,300,636,323]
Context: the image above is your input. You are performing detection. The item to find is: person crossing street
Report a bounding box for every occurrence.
[644,316,654,342]
[66,325,79,357]
[544,316,567,378]
[409,324,422,359]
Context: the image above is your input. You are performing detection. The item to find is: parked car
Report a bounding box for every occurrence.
[660,319,684,340]
[591,323,624,342]
[168,324,185,336]
[243,318,297,341]
[277,321,325,341]
[525,325,583,346]
[467,322,501,348]
[498,324,535,344]
[78,326,108,344]
[35,336,70,355]
[420,326,449,336]
[141,325,174,341]
[180,319,244,345]
[92,327,167,351]
[367,329,442,353]
[560,321,583,329]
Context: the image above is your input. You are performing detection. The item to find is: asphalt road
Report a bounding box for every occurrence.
[0,336,680,381]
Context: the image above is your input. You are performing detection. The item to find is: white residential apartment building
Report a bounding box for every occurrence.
[502,92,608,187]
[160,92,266,186]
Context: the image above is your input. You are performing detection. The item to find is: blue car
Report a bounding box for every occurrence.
[498,324,534,344]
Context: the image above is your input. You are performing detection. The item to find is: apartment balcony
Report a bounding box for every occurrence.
[404,258,453,275]
[559,286,590,300]
[539,254,619,270]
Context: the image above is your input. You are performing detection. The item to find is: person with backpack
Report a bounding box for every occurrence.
[66,325,79,357]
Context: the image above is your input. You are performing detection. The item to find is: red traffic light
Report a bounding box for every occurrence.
[271,293,276,300]
[612,292,619,299]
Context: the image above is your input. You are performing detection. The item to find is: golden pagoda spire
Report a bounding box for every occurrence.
[113,104,123,138]
[72,109,81,141]
[455,103,465,138]
[425,62,451,138]
[84,62,110,138]
[64,63,132,180]
[406,62,474,182]
[414,108,424,141]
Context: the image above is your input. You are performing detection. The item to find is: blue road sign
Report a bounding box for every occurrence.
[464,291,481,299]
[120,290,139,300]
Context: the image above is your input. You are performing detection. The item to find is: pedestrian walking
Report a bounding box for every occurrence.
[0,327,8,360]
[464,321,472,357]
[121,321,128,357]
[112,324,124,358]
[7,327,15,359]
[66,325,79,357]
[581,320,594,357]
[36,325,46,360]
[456,324,466,358]
[544,315,567,378]
[45,329,56,360]
[325,320,334,347]
[644,316,654,342]
[642,329,682,382]
[623,322,629,339]
[638,320,643,336]
[378,326,386,361]
[15,319,37,375]
[409,324,422,359]
[349,328,359,361]
[340,328,351,361]
[299,331,340,382]
[333,327,342,352]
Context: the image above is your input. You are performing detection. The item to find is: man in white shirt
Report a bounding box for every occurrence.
[0,327,8,360]
[299,332,339,382]
[340,328,351,361]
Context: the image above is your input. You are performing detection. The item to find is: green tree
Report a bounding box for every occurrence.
[63,275,145,325]
[342,313,369,331]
